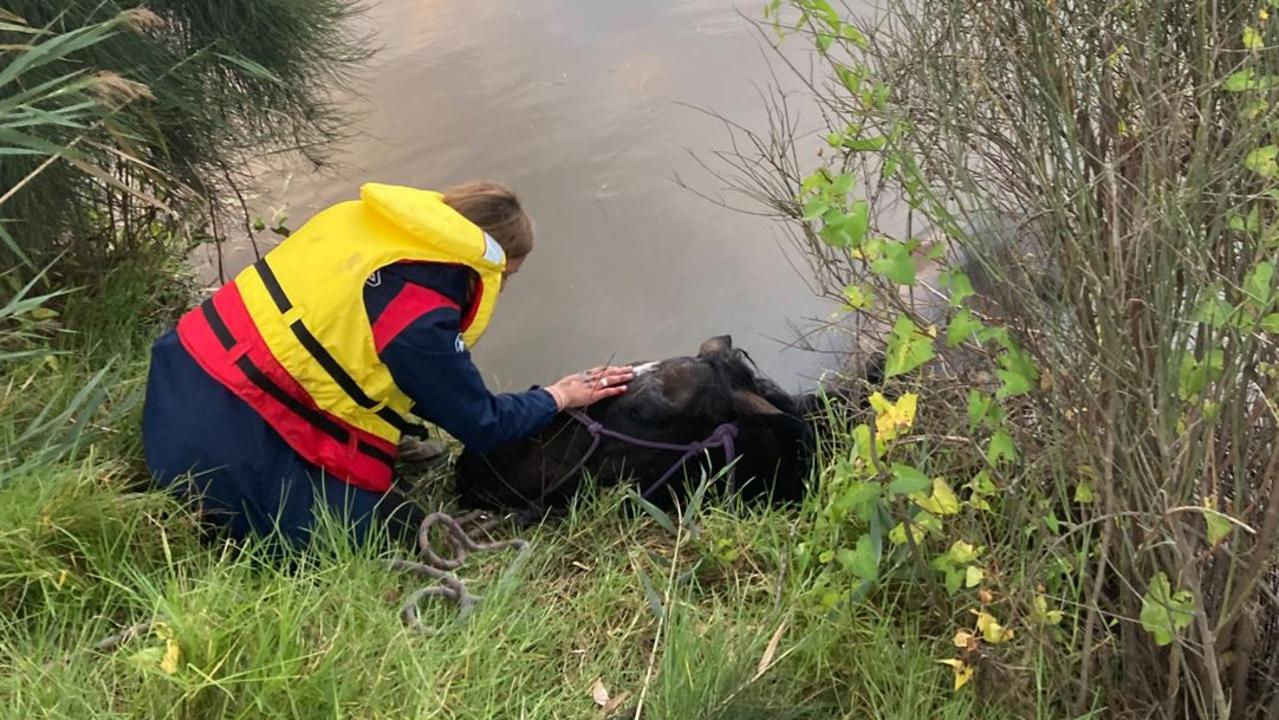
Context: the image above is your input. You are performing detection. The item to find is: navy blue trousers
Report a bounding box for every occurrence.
[142,330,420,548]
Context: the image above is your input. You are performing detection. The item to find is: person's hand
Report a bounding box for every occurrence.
[545,366,635,410]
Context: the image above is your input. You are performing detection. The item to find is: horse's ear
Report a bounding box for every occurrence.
[698,335,733,358]
[732,390,782,416]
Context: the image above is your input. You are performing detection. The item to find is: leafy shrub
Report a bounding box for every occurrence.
[703,1,1279,716]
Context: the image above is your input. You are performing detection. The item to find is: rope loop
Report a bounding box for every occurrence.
[387,511,530,633]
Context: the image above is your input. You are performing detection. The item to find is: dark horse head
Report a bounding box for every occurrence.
[453,335,819,514]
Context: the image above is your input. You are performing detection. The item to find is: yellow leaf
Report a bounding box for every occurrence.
[916,478,960,515]
[889,519,934,545]
[1203,495,1235,546]
[938,658,974,690]
[1031,594,1065,626]
[952,630,975,648]
[946,540,980,564]
[160,638,182,674]
[975,611,1015,644]
[871,392,918,444]
[1245,25,1264,50]
[965,565,985,588]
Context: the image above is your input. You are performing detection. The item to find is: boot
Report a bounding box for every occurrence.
[397,436,448,465]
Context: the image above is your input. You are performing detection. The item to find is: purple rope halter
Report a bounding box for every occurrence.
[537,408,739,503]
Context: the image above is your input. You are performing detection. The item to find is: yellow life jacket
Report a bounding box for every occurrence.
[180,184,506,489]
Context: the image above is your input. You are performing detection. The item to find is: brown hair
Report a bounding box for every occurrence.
[442,181,535,260]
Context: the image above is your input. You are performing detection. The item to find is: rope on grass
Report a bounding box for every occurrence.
[386,511,530,633]
[42,619,160,671]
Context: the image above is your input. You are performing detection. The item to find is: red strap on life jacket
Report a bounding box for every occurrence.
[371,284,461,352]
[177,283,397,493]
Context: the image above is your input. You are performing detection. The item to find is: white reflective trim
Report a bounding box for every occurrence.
[482,232,506,266]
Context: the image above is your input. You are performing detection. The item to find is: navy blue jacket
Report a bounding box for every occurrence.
[142,262,557,547]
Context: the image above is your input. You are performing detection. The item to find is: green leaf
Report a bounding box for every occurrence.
[852,422,876,463]
[942,270,975,307]
[1043,510,1060,534]
[996,368,1033,397]
[1139,572,1195,647]
[844,136,886,151]
[996,343,1039,398]
[837,535,880,581]
[947,309,983,347]
[1194,291,1234,328]
[842,283,873,310]
[836,65,862,94]
[630,492,677,536]
[1074,478,1096,504]
[841,23,868,49]
[1228,206,1262,233]
[833,480,882,523]
[800,170,830,195]
[986,430,1017,466]
[888,464,931,495]
[831,172,855,195]
[1227,70,1252,91]
[966,390,992,429]
[872,242,916,284]
[1223,68,1279,92]
[943,568,964,595]
[635,566,666,620]
[1178,349,1225,400]
[1245,145,1279,178]
[1260,313,1279,333]
[802,196,830,221]
[884,316,935,377]
[969,470,997,496]
[1245,261,1275,306]
[844,200,870,246]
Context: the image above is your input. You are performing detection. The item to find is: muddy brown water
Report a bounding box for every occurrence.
[199,0,853,393]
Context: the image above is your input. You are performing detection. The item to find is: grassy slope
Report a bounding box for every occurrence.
[0,266,1019,719]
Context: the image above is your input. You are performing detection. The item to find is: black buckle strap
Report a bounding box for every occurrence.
[200,301,394,467]
[253,259,424,437]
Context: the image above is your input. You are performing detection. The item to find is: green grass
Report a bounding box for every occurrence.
[0,264,1035,719]
[0,468,1014,719]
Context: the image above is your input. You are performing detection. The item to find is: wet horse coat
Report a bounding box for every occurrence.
[453,337,817,513]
